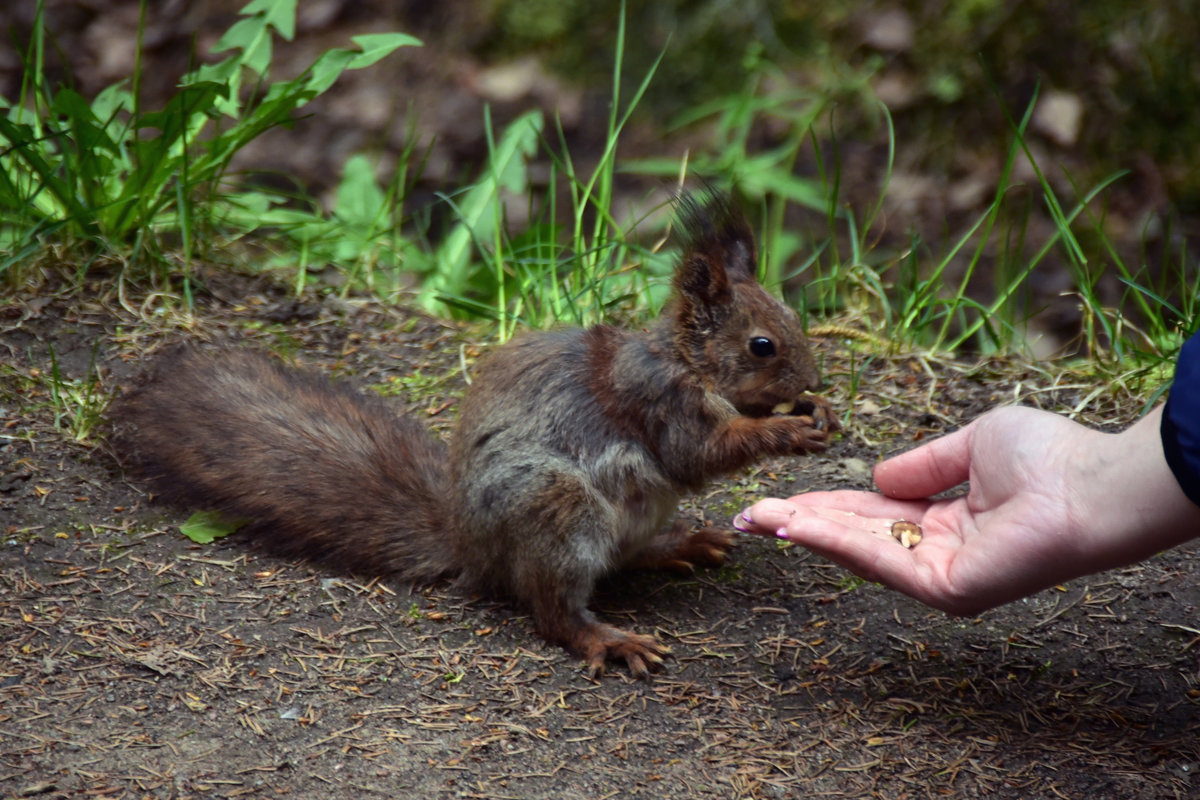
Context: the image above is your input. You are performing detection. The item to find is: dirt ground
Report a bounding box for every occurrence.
[2,274,1198,800]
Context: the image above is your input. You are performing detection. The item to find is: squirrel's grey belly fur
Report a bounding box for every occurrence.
[450,329,681,597]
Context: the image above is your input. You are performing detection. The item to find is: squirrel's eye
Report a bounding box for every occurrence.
[748,336,776,358]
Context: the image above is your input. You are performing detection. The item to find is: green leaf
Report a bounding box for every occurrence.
[421,109,543,310]
[617,156,688,177]
[241,0,297,40]
[348,32,422,69]
[0,114,93,228]
[135,81,226,138]
[51,89,119,156]
[213,17,274,76]
[740,168,827,213]
[306,34,421,98]
[333,154,384,227]
[303,48,359,97]
[104,81,228,236]
[91,82,135,144]
[179,511,245,544]
[181,56,245,119]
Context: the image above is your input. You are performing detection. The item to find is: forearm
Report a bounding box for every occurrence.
[689,415,828,479]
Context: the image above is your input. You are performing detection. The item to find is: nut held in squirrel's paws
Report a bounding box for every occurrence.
[773,394,841,433]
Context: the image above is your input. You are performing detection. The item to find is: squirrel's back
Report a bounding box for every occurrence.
[108,347,458,581]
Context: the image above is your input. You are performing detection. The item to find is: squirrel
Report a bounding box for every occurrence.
[108,191,838,679]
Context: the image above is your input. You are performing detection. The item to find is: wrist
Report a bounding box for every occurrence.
[1072,406,1200,569]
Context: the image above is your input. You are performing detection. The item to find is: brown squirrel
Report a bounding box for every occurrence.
[109,192,837,678]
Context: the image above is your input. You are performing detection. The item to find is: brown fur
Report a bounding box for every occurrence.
[108,192,836,679]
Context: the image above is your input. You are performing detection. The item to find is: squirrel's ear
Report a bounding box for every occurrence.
[672,191,757,306]
[675,249,732,306]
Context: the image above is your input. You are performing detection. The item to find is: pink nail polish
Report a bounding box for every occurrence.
[731,509,753,533]
[775,528,790,540]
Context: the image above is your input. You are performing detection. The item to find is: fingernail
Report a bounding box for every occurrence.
[731,509,753,532]
[775,528,790,540]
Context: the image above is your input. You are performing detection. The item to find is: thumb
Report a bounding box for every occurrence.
[874,423,974,499]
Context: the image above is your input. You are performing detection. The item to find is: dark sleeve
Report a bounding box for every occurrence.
[1161,331,1200,508]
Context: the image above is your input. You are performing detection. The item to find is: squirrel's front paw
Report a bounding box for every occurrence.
[772,415,834,453]
[672,526,736,570]
[791,393,840,434]
[626,522,736,574]
[772,394,839,453]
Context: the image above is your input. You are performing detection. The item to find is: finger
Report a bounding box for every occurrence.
[874,424,975,499]
[734,498,800,535]
[739,493,933,541]
[784,490,933,522]
[788,506,896,538]
[745,500,895,538]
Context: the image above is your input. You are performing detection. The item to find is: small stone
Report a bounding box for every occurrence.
[1032,90,1084,147]
[862,9,915,53]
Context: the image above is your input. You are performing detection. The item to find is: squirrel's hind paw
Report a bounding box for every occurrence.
[577,623,671,681]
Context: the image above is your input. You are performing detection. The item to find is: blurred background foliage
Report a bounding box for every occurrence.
[482,0,1199,205]
[6,0,1196,210]
[1,0,1196,356]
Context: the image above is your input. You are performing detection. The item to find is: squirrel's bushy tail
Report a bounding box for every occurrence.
[109,347,457,582]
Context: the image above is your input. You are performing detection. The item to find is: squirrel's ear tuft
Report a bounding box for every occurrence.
[671,190,757,340]
[673,190,758,299]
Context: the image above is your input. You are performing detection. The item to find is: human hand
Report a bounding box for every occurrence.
[735,405,1200,615]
